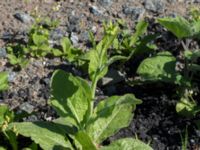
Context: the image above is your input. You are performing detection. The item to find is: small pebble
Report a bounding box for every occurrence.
[0,48,7,58]
[98,0,113,6]
[19,102,34,114]
[89,5,104,16]
[70,32,79,46]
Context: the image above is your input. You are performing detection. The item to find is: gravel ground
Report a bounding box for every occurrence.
[1,0,200,149]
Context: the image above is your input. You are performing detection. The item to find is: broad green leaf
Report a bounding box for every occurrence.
[100,138,152,150]
[137,51,178,83]
[87,94,142,143]
[0,147,6,150]
[10,122,73,150]
[157,16,192,38]
[129,21,148,46]
[50,70,92,127]
[0,72,9,91]
[75,131,97,150]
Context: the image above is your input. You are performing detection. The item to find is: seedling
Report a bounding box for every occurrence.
[25,18,56,57]
[7,22,152,150]
[52,37,83,63]
[0,72,9,91]
[6,44,29,69]
[112,20,157,57]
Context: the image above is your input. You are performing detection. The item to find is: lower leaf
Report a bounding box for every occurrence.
[100,138,152,150]
[87,94,142,143]
[9,122,73,150]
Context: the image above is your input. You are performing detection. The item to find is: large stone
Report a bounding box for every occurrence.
[14,12,34,24]
[144,0,165,13]
[123,6,145,20]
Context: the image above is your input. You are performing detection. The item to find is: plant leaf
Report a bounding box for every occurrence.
[75,131,97,150]
[61,37,71,54]
[0,104,14,126]
[100,138,152,150]
[0,147,6,150]
[157,16,193,38]
[87,94,142,143]
[0,72,9,91]
[137,51,178,83]
[50,70,92,127]
[9,122,73,150]
[32,33,48,46]
[176,97,200,117]
[88,49,108,82]
[129,21,148,46]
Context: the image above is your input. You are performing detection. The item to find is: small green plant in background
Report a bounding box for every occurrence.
[6,44,29,69]
[0,72,9,92]
[5,16,84,69]
[112,20,157,58]
[25,17,60,57]
[52,37,83,63]
[4,22,152,150]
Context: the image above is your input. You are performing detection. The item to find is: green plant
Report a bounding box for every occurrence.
[135,15,200,117]
[137,51,180,83]
[136,50,200,117]
[52,37,83,63]
[157,15,200,39]
[0,105,17,150]
[6,44,29,68]
[180,126,188,150]
[24,18,56,57]
[112,20,157,57]
[7,23,152,150]
[5,17,60,68]
[0,105,39,150]
[0,72,9,91]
